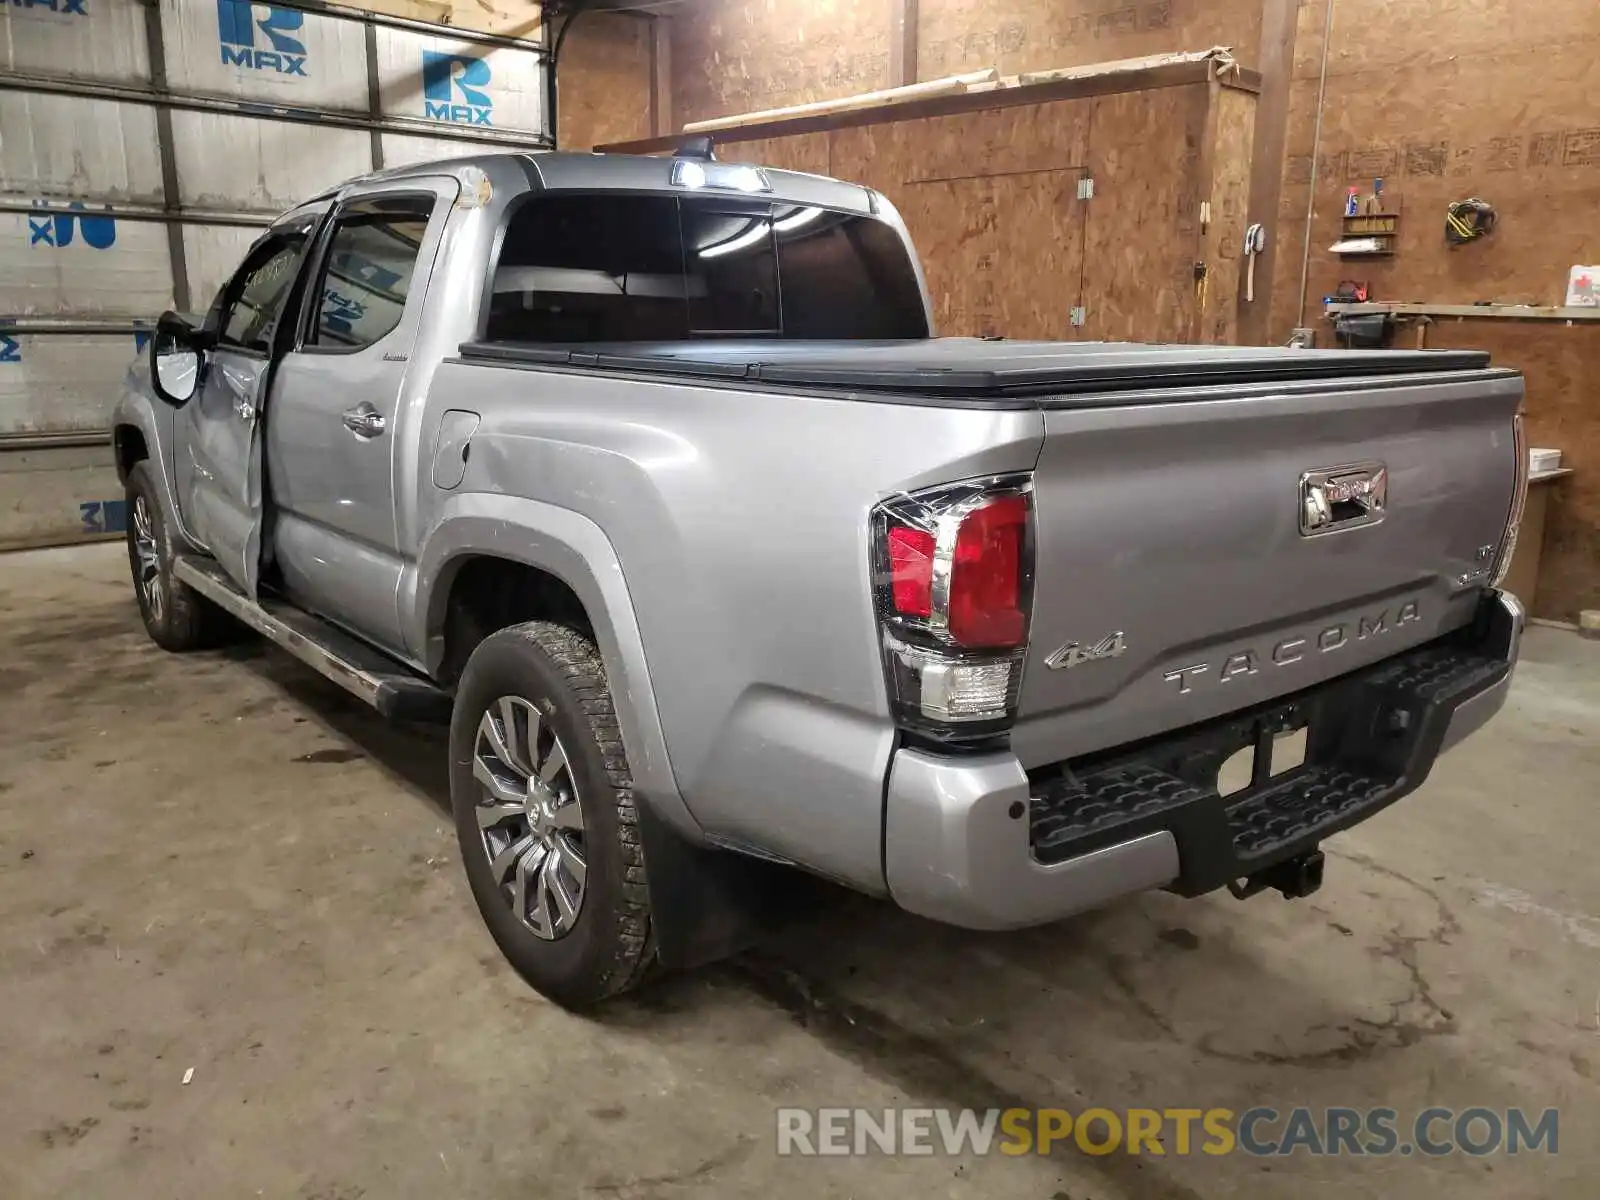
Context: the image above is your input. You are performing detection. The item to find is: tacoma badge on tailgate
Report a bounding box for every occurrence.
[1163,600,1422,694]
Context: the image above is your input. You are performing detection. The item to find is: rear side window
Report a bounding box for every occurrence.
[488,195,690,342]
[486,193,928,343]
[307,195,434,351]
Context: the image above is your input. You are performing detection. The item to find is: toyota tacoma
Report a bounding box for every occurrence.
[112,149,1528,1007]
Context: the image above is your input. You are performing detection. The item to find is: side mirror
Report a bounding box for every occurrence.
[149,311,208,407]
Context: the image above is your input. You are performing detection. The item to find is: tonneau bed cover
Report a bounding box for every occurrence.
[457,337,1500,401]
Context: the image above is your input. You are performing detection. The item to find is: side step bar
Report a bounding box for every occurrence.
[173,555,452,723]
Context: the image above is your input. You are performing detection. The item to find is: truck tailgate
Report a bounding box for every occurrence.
[1011,367,1524,770]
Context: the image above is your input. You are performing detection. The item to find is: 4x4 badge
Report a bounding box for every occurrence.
[1046,631,1127,671]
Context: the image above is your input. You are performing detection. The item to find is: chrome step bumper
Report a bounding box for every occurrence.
[884,589,1522,930]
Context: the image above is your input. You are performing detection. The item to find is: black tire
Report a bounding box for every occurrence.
[124,461,232,652]
[450,621,655,1008]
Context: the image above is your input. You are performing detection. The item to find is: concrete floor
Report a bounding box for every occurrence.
[1,543,1596,1200]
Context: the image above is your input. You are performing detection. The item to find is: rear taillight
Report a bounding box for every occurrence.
[887,524,935,617]
[949,494,1028,647]
[1491,411,1530,588]
[871,475,1034,739]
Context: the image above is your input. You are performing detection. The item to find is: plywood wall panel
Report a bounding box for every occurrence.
[821,97,1095,339]
[1080,83,1208,344]
[724,133,833,176]
[1200,84,1256,343]
[1278,44,1600,325]
[670,0,890,129]
[826,122,911,196]
[896,176,1001,336]
[721,80,1237,344]
[917,0,1263,79]
[1289,0,1600,78]
[1271,0,1600,337]
[905,102,1092,182]
[984,172,1088,339]
[559,14,653,150]
[664,0,1261,131]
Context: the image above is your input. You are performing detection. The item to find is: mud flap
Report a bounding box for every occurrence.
[636,800,823,970]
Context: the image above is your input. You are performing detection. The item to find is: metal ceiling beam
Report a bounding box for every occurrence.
[0,318,155,335]
[0,198,276,228]
[0,71,552,149]
[245,0,548,54]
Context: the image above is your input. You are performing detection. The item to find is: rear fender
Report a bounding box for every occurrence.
[409,492,698,839]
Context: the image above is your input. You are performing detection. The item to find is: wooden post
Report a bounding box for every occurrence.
[1237,0,1300,345]
[889,0,918,88]
[649,14,673,137]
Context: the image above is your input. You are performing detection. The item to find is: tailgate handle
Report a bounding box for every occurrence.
[1300,462,1386,536]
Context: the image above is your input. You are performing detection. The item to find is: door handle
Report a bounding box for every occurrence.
[342,404,386,438]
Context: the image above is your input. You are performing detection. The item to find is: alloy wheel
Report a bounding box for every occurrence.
[472,695,588,940]
[131,494,165,624]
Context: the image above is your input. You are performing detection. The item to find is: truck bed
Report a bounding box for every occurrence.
[456,337,1500,403]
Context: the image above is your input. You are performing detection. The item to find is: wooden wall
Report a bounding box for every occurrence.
[1198,83,1257,345]
[668,0,1263,128]
[557,14,655,150]
[1270,0,1600,333]
[610,72,1252,347]
[670,0,892,130]
[918,0,1261,79]
[1267,0,1600,620]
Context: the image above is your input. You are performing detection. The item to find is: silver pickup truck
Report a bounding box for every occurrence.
[114,149,1528,1008]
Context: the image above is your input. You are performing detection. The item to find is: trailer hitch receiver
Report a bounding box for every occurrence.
[1228,849,1325,901]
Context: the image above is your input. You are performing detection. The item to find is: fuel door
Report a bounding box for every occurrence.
[431,409,479,490]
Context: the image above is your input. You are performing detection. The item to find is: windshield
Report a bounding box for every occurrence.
[485,193,929,343]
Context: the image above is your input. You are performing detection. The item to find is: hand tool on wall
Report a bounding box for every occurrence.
[1446,198,1497,245]
[1244,223,1266,302]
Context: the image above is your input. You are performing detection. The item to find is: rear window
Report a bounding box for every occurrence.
[485,193,928,343]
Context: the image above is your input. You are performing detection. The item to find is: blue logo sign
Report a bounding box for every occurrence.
[80,499,128,535]
[8,0,90,16]
[0,335,20,364]
[217,0,307,76]
[422,50,492,126]
[29,204,117,250]
[321,287,366,337]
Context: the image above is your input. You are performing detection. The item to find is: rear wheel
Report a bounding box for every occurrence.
[450,621,655,1008]
[124,462,230,652]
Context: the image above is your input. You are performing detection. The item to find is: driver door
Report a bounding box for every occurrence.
[176,221,314,595]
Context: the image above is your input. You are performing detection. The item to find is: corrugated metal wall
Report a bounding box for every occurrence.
[0,0,548,548]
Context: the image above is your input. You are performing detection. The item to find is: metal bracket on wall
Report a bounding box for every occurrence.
[1070,306,1088,327]
[1078,177,1096,201]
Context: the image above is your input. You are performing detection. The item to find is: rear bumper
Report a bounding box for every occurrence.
[884,588,1522,930]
